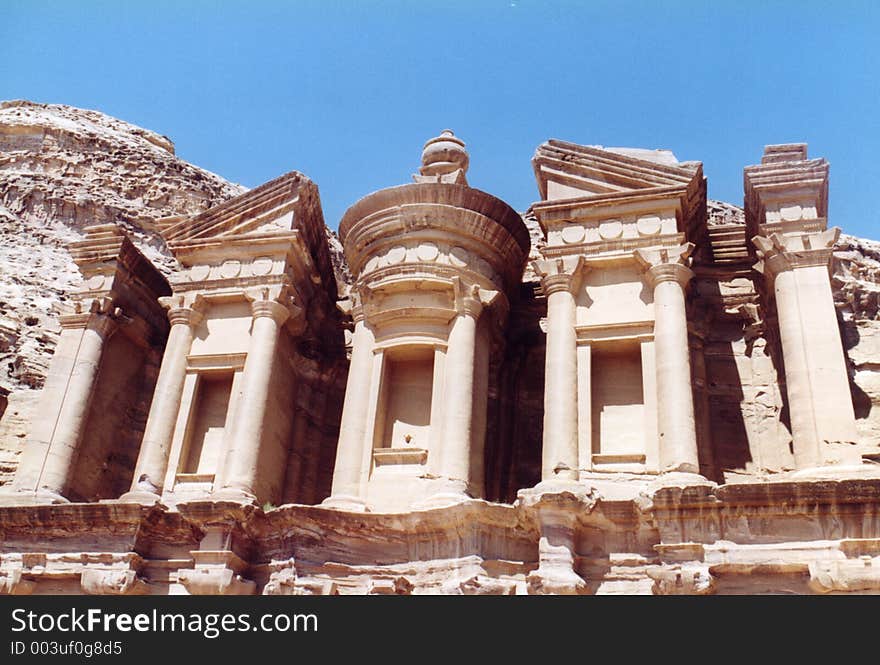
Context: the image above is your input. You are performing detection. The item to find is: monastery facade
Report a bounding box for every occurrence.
[0,133,877,595]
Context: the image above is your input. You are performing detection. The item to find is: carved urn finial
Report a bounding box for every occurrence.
[415,129,469,185]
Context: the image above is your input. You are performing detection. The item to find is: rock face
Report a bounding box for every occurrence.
[835,234,880,451]
[0,100,245,484]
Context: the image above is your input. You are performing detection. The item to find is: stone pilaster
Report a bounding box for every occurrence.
[636,244,700,474]
[215,292,292,502]
[753,230,859,468]
[121,297,204,502]
[11,305,118,502]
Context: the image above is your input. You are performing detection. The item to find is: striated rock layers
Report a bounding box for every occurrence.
[0,100,245,483]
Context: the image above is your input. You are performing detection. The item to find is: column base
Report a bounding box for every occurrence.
[532,478,586,494]
[518,479,599,507]
[661,461,701,475]
[648,471,713,493]
[116,490,164,506]
[414,479,472,510]
[320,495,370,513]
[211,488,259,504]
[787,463,880,481]
[0,488,70,506]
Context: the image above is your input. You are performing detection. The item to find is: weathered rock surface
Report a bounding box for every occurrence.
[0,100,246,483]
[835,234,880,451]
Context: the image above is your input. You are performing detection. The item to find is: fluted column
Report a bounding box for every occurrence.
[215,297,289,501]
[12,309,117,501]
[121,301,203,501]
[324,304,375,511]
[649,263,699,473]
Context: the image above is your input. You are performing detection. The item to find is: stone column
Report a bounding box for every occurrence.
[324,305,375,511]
[437,294,482,496]
[652,264,700,473]
[121,302,202,501]
[637,246,700,474]
[215,297,289,501]
[541,274,579,482]
[12,309,117,501]
[416,281,494,506]
[754,232,859,468]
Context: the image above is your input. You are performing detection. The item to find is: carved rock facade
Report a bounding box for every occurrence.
[2,125,880,594]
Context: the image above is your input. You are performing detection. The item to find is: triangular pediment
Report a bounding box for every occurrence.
[533,139,701,202]
[162,171,308,243]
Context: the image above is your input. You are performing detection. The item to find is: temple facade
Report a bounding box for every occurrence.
[0,133,878,595]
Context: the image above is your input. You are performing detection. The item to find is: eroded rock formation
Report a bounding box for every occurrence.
[0,100,245,484]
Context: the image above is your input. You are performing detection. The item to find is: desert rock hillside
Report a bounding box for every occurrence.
[833,233,880,449]
[0,100,878,487]
[0,100,247,482]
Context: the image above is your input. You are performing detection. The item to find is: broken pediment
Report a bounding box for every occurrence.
[532,139,702,202]
[162,171,311,243]
[159,170,338,297]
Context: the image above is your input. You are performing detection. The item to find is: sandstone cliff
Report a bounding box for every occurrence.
[0,100,246,483]
[835,233,880,449]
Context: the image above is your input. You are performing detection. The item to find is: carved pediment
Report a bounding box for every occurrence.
[162,171,308,243]
[532,140,701,202]
[159,170,338,296]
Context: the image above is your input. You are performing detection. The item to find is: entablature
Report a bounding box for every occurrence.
[744,144,829,240]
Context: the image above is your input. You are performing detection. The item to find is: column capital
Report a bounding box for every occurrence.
[251,299,292,325]
[59,298,120,338]
[166,307,203,327]
[645,262,694,289]
[634,243,694,289]
[58,312,93,330]
[452,277,497,318]
[532,256,587,296]
[245,287,302,327]
[159,294,206,327]
[87,312,118,338]
[752,228,838,277]
[337,289,366,323]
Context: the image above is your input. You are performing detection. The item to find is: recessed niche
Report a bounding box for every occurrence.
[377,349,434,452]
[180,372,233,476]
[591,343,646,462]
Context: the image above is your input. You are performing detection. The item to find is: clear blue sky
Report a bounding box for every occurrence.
[4,1,879,237]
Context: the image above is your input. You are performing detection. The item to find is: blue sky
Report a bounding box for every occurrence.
[4,1,879,237]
